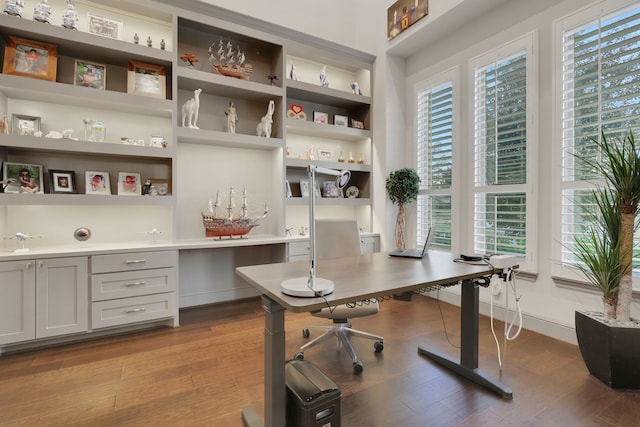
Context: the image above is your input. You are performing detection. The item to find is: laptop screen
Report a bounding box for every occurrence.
[420,227,434,255]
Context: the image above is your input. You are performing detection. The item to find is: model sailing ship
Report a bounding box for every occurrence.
[202,187,268,239]
[207,38,253,80]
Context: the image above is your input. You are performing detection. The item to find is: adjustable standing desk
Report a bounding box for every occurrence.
[235,250,512,427]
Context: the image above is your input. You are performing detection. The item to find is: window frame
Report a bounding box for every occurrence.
[468,31,538,273]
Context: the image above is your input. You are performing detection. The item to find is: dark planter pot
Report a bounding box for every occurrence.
[575,310,640,389]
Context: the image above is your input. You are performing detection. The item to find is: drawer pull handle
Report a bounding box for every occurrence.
[126,307,146,314]
[125,259,147,264]
[125,281,146,287]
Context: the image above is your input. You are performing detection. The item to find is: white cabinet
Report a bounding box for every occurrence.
[90,250,178,329]
[0,256,88,345]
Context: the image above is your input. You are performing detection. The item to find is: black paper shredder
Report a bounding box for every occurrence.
[285,359,341,427]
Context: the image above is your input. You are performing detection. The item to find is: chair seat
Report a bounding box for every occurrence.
[311,298,379,320]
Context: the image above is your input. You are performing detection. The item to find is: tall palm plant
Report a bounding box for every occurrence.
[575,129,640,322]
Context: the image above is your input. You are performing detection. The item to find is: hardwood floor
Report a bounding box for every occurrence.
[1,295,639,426]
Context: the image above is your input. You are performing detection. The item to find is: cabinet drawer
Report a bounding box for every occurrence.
[91,293,176,329]
[91,250,177,274]
[288,241,310,257]
[91,267,177,301]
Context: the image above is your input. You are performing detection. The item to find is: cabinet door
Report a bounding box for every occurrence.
[0,260,36,345]
[35,257,88,339]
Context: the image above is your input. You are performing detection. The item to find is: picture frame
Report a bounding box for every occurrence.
[2,36,57,81]
[313,111,328,124]
[334,114,348,127]
[300,179,310,197]
[351,119,365,129]
[317,149,332,161]
[323,181,340,198]
[2,162,43,194]
[85,171,111,195]
[148,178,170,196]
[127,61,166,99]
[74,60,106,90]
[117,172,141,196]
[11,114,41,136]
[49,170,77,194]
[285,180,292,198]
[387,0,429,41]
[87,14,124,40]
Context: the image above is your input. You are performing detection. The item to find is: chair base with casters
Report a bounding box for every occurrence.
[294,298,384,374]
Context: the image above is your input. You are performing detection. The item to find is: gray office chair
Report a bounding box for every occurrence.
[294,219,383,374]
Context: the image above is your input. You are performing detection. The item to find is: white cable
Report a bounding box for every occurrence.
[490,268,524,369]
[489,274,504,367]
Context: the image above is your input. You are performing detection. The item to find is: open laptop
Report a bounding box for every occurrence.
[388,227,434,258]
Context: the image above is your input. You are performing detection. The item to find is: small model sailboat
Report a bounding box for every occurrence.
[202,187,268,239]
[207,38,253,80]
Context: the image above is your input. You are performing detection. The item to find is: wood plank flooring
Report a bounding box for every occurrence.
[1,294,639,426]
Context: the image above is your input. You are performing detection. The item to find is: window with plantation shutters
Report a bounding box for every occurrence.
[471,33,535,266]
[415,75,454,249]
[558,3,640,278]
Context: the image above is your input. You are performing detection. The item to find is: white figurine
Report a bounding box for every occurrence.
[225,101,238,134]
[320,65,329,88]
[147,36,152,47]
[289,64,297,80]
[350,81,362,95]
[256,100,275,138]
[33,0,51,23]
[181,88,202,129]
[3,0,24,17]
[61,3,78,29]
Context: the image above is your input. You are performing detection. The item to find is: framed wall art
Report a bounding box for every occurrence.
[127,61,166,99]
[117,172,141,196]
[300,179,310,197]
[74,60,106,90]
[2,36,57,81]
[387,0,429,41]
[317,149,332,161]
[85,171,111,195]
[49,170,77,194]
[11,114,41,136]
[2,162,43,194]
[351,119,365,129]
[87,14,124,40]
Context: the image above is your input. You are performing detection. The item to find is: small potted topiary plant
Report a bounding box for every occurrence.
[386,168,420,250]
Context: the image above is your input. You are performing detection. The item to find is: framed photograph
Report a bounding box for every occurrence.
[334,114,348,127]
[74,60,106,90]
[127,61,166,99]
[323,181,339,198]
[87,14,124,40]
[49,170,77,194]
[11,114,41,136]
[313,111,328,124]
[2,162,43,193]
[85,171,111,195]
[351,119,365,129]
[387,0,429,40]
[2,36,57,81]
[148,178,170,196]
[117,172,141,196]
[317,149,333,161]
[300,179,310,197]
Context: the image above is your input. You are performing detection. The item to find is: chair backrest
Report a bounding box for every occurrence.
[315,219,362,260]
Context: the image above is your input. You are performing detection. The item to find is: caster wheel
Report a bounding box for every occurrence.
[302,328,310,338]
[294,352,304,360]
[374,341,384,352]
[353,361,364,374]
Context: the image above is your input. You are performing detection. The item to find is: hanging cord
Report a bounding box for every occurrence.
[490,268,523,369]
[436,286,461,349]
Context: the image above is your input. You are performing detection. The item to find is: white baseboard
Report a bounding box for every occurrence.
[429,291,578,345]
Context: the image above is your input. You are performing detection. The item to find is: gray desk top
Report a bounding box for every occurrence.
[236,250,494,312]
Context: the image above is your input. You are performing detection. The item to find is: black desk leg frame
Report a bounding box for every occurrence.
[242,295,287,427]
[418,280,513,399]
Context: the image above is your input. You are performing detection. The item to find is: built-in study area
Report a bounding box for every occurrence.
[1,0,639,425]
